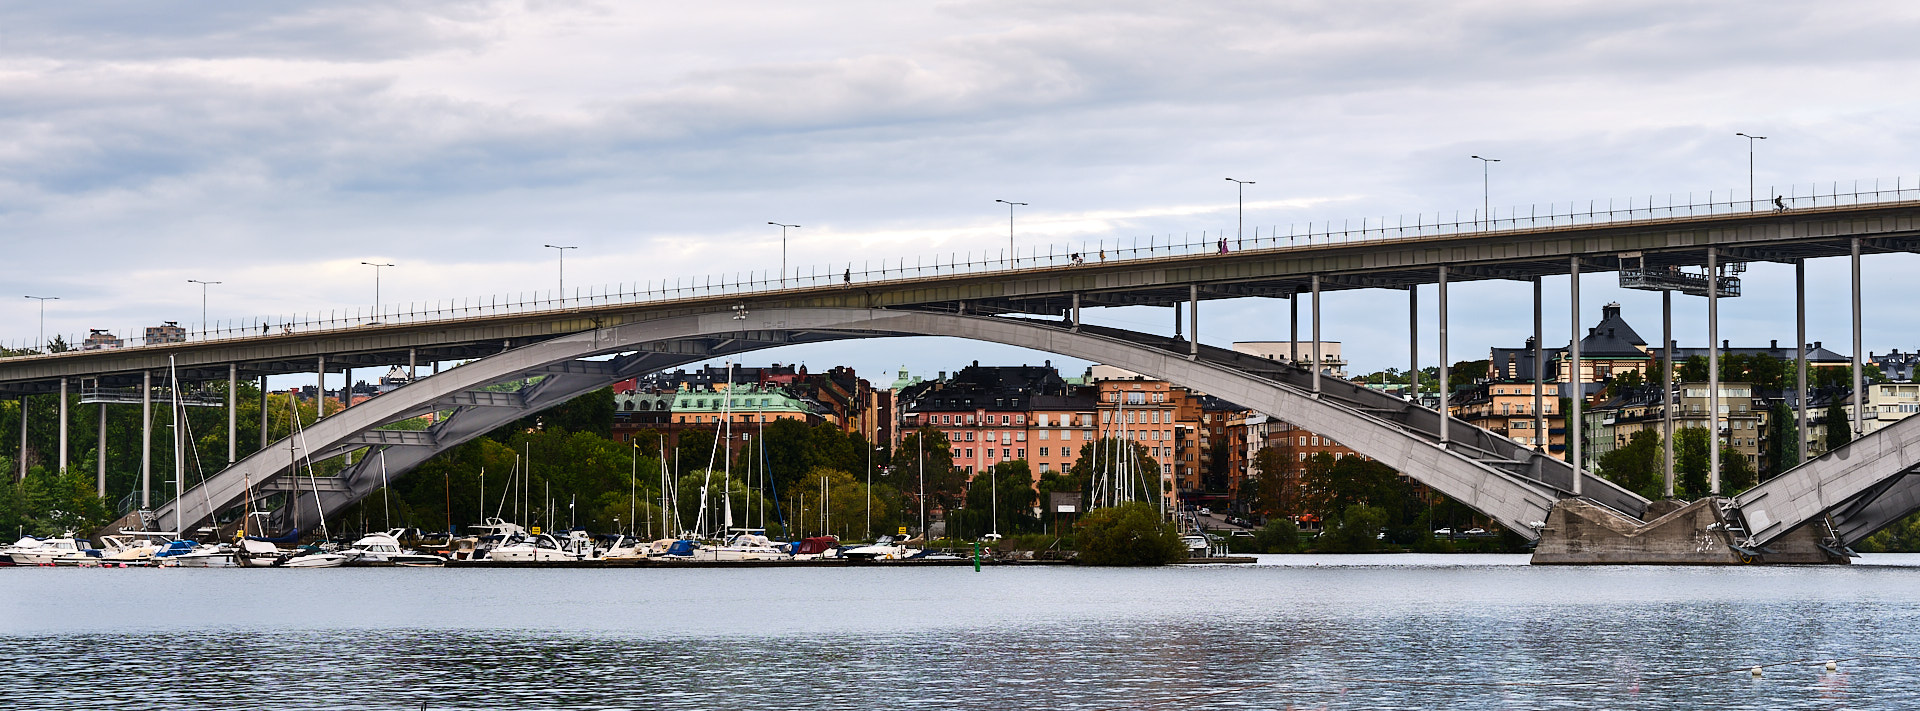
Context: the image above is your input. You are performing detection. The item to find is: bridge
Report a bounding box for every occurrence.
[5,180,1920,562]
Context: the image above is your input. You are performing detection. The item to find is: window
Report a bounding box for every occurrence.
[1039,430,1050,440]
[1039,463,1051,473]
[1016,448,1024,458]
[1298,436,1306,446]
[1039,447,1049,456]
[965,447,973,458]
[1299,452,1308,461]
[1016,432,1026,442]
[1001,415,1011,425]
[1083,430,1092,440]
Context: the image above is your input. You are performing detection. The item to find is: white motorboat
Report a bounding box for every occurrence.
[842,535,921,562]
[343,529,446,566]
[691,530,791,562]
[158,542,237,568]
[448,518,529,561]
[54,535,164,566]
[5,537,90,566]
[275,546,350,568]
[486,533,578,562]
[235,539,289,567]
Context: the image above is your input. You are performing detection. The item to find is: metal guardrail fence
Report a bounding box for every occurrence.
[5,177,1918,358]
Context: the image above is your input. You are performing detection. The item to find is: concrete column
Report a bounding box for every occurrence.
[1290,293,1299,367]
[409,348,417,382]
[227,363,237,465]
[1662,289,1675,498]
[316,355,326,422]
[1172,296,1182,339]
[1569,257,1582,494]
[1187,284,1199,360]
[1708,247,1720,495]
[1409,287,1419,400]
[1437,266,1449,445]
[16,395,26,481]
[141,370,152,508]
[1533,276,1544,451]
[258,375,269,449]
[1311,275,1322,395]
[96,402,107,496]
[1852,237,1864,439]
[1796,259,1808,464]
[344,367,353,408]
[57,377,68,473]
[1070,293,1081,333]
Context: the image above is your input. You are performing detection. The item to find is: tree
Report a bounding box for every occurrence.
[1675,426,1710,499]
[1764,402,1798,480]
[1449,359,1489,393]
[1074,501,1186,565]
[1316,504,1388,553]
[1297,453,1412,523]
[959,460,1040,538]
[1679,355,1710,382]
[1721,445,1758,495]
[1249,443,1300,520]
[1252,518,1302,553]
[1822,400,1852,454]
[1596,429,1663,500]
[892,427,964,533]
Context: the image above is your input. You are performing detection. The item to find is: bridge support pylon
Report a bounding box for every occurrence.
[1530,498,1849,565]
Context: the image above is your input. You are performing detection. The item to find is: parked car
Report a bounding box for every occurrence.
[1230,530,1255,538]
[1432,527,1453,537]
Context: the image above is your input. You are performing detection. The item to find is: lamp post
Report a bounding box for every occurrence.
[995,199,1026,267]
[1736,132,1767,209]
[1470,156,1500,230]
[1225,178,1255,248]
[186,279,221,336]
[359,262,393,324]
[23,295,56,352]
[768,222,800,287]
[543,244,577,304]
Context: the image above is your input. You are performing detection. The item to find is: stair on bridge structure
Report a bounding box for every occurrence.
[1531,497,1848,565]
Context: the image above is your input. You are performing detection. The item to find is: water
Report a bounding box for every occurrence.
[4,554,1918,709]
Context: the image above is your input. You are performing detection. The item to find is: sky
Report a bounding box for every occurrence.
[6,1,1920,386]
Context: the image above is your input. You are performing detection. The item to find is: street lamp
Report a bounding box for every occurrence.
[543,244,577,304]
[1470,156,1500,230]
[359,262,393,324]
[1735,132,1767,209]
[995,199,1026,267]
[186,279,221,336]
[1225,178,1255,248]
[23,295,56,352]
[768,223,800,287]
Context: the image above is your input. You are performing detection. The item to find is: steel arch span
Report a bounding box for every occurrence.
[146,308,1627,540]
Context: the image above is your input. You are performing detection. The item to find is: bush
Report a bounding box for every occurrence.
[1074,502,1187,565]
[1253,519,1302,553]
[1313,505,1387,553]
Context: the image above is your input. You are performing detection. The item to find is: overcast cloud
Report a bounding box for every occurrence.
[6,1,1920,383]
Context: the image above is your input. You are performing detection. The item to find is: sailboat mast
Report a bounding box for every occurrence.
[722,363,734,533]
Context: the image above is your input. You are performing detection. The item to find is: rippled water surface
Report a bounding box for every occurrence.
[5,554,1919,709]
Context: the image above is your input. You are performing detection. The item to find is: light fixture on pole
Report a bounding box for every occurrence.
[1735,132,1767,209]
[543,244,577,304]
[1225,178,1255,248]
[995,199,1026,267]
[186,279,221,337]
[768,223,800,287]
[1470,156,1500,230]
[23,295,57,352]
[359,262,393,324]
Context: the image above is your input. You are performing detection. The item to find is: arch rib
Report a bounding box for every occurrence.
[149,308,1567,540]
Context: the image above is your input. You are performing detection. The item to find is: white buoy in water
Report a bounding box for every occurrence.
[1750,666,1763,678]
[1826,660,1838,672]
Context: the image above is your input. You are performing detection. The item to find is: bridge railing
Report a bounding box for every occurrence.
[6,176,1919,357]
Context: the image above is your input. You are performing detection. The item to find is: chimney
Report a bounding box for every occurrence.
[1770,339,1778,349]
[1723,339,1730,349]
[1602,302,1622,321]
[1814,341,1822,349]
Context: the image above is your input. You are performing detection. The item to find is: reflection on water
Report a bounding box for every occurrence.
[4,554,1919,709]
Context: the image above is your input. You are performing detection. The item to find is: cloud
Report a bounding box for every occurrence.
[5,1,1920,381]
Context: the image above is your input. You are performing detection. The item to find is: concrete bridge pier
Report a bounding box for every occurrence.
[1531,497,1849,565]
